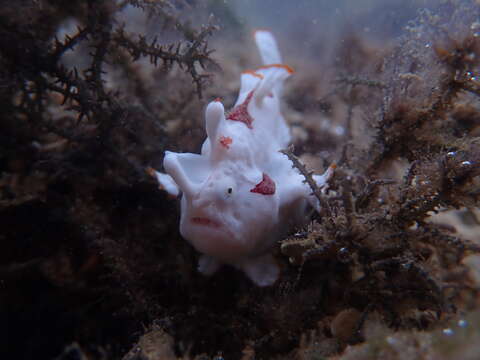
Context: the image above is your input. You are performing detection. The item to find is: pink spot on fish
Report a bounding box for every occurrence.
[250,173,275,195]
[227,90,254,129]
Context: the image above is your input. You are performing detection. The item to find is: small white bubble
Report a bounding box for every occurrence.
[462,161,472,166]
[467,71,477,81]
[334,125,345,136]
[458,319,468,328]
[386,336,397,345]
[447,151,456,156]
[472,21,480,37]
[425,43,431,48]
[443,328,454,336]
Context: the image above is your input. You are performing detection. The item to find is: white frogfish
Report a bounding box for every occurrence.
[151,30,333,286]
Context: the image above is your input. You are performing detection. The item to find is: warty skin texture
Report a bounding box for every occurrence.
[153,31,332,286]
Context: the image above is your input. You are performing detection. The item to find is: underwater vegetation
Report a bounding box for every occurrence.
[1,0,480,359]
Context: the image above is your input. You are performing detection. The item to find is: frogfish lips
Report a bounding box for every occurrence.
[191,216,221,228]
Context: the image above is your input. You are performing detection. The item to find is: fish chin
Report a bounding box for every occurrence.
[180,215,249,261]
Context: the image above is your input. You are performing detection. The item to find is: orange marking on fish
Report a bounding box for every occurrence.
[256,63,294,74]
[242,70,264,79]
[219,136,233,149]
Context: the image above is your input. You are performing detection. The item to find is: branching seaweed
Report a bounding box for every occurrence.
[0,0,217,358]
[281,2,480,358]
